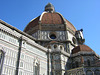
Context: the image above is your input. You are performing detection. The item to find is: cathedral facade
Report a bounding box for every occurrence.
[0,3,100,75]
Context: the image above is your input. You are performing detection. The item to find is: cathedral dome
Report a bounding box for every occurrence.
[24,3,76,34]
[72,45,94,54]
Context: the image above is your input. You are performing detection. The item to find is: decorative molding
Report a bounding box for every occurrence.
[71,51,96,57]
[0,20,36,40]
[0,20,48,52]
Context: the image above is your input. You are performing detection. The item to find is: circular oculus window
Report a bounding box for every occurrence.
[54,45,57,49]
[60,46,63,50]
[50,34,56,39]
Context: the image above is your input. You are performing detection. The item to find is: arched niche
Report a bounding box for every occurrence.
[33,58,40,75]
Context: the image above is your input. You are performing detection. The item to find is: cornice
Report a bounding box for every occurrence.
[0,20,48,52]
[0,19,36,40]
[71,51,96,57]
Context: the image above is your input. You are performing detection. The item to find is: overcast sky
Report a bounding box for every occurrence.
[0,0,100,55]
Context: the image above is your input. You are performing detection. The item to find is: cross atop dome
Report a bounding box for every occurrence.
[45,3,55,12]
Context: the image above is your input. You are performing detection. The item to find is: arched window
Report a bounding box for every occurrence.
[87,59,91,66]
[67,44,70,53]
[72,37,76,44]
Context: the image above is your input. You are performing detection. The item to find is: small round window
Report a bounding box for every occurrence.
[50,34,56,39]
[54,45,57,49]
[60,46,63,50]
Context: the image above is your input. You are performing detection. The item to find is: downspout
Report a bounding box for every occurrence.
[47,48,50,75]
[0,50,5,75]
[15,36,22,75]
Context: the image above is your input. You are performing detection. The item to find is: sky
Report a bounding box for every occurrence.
[0,0,100,55]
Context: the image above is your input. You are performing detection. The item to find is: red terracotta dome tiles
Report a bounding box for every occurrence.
[24,16,40,32]
[41,13,64,24]
[72,45,94,54]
